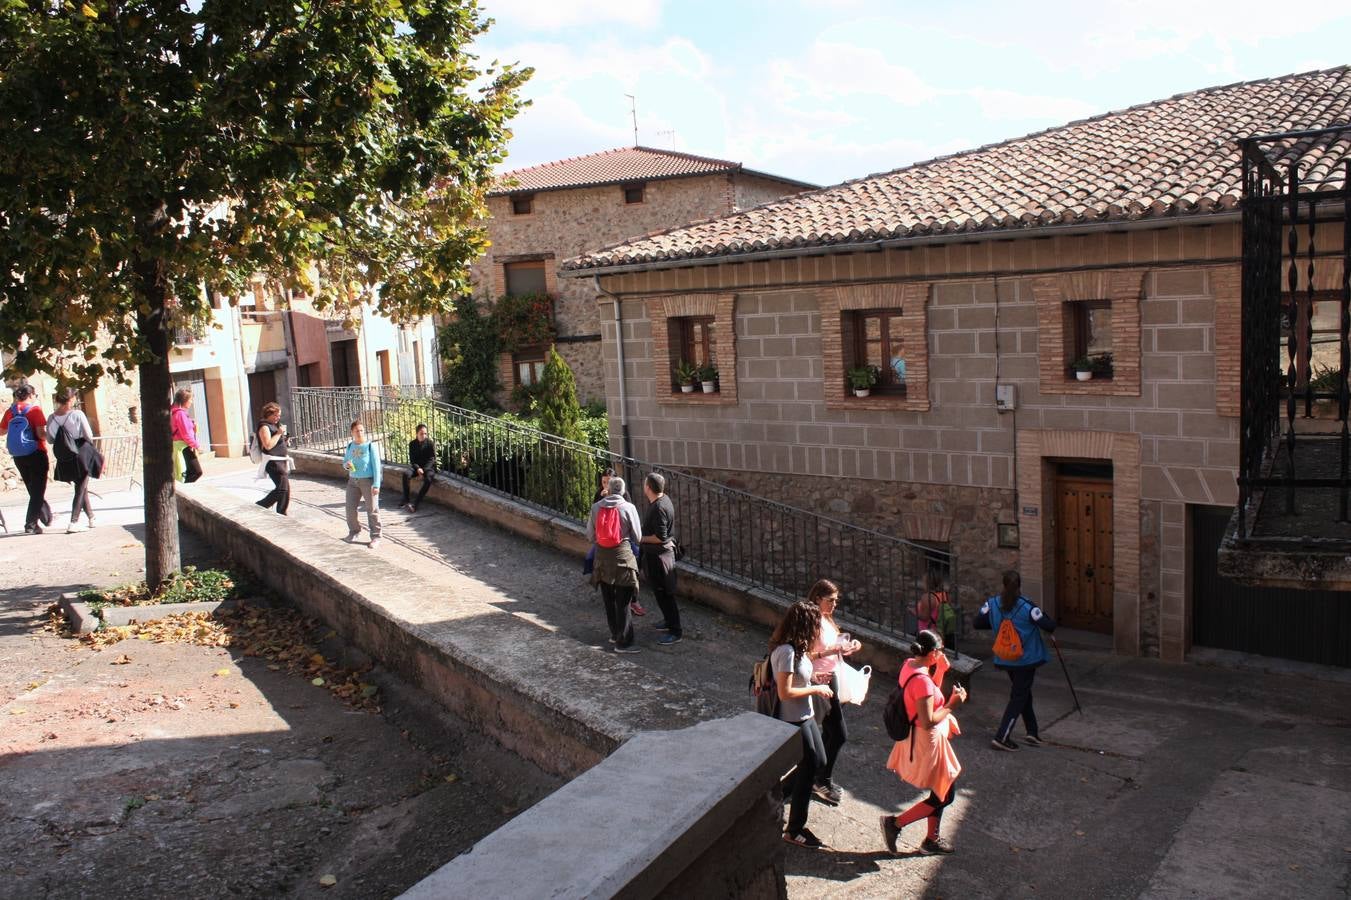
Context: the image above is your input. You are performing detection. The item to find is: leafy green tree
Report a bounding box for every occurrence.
[439,295,500,411]
[0,1,528,588]
[536,346,582,442]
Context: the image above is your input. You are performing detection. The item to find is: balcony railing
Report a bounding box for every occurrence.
[289,385,962,644]
[1225,125,1351,584]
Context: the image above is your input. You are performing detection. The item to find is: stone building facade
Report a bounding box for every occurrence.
[565,68,1351,666]
[471,148,813,406]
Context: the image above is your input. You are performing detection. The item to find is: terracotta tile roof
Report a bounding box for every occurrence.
[489,146,814,196]
[565,67,1351,272]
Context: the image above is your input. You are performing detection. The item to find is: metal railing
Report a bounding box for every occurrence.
[1237,126,1351,537]
[92,434,142,485]
[290,386,961,642]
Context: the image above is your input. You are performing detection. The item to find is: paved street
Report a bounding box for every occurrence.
[4,466,1351,898]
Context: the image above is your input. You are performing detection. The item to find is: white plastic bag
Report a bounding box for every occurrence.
[834,659,872,705]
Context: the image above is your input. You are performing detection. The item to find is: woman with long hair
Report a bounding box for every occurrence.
[805,579,861,806]
[170,388,202,483]
[254,401,290,515]
[974,570,1056,751]
[916,570,956,651]
[770,599,834,849]
[881,629,967,855]
[46,387,96,531]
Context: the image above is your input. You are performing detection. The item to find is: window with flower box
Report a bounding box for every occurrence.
[847,308,907,394]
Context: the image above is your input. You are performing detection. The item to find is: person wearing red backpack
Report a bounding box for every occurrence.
[3,382,53,534]
[974,570,1056,752]
[586,476,643,653]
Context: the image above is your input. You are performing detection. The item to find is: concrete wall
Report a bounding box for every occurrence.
[590,222,1246,662]
[176,480,798,899]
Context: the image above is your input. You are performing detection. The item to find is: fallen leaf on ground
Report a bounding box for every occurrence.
[9,708,26,715]
[444,773,459,783]
[318,874,337,887]
[112,655,132,665]
[24,681,44,691]
[311,677,325,687]
[215,669,231,677]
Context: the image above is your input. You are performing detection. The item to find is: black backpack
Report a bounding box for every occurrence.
[52,416,81,464]
[882,671,923,741]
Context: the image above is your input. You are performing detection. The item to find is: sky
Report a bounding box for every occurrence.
[469,0,1351,188]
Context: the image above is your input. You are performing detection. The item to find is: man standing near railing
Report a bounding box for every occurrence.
[641,473,682,646]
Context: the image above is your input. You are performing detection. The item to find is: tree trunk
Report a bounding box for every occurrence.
[137,271,180,592]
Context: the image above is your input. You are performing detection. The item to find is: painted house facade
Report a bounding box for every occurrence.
[565,67,1351,667]
[472,147,814,405]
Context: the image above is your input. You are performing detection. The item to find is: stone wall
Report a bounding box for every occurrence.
[594,226,1245,660]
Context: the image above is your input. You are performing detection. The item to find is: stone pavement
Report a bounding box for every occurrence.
[201,468,1351,899]
[5,464,1351,898]
[0,462,560,900]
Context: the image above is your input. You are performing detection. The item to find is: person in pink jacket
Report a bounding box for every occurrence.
[170,388,202,483]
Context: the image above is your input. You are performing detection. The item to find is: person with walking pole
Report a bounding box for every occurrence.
[974,570,1056,751]
[1050,634,1083,715]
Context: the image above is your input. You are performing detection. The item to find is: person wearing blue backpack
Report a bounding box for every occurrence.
[3,382,53,534]
[974,570,1056,751]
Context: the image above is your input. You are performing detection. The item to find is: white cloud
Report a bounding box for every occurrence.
[479,0,664,31]
[964,88,1098,124]
[770,41,938,106]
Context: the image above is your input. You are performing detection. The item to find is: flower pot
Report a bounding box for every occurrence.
[1075,370,1093,381]
[680,384,695,393]
[853,388,871,397]
[700,381,716,393]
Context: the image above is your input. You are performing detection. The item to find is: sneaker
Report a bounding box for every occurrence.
[630,600,647,617]
[85,516,96,529]
[880,814,900,854]
[991,737,1019,752]
[614,645,641,654]
[368,538,382,550]
[920,836,954,855]
[343,532,359,543]
[1022,734,1045,747]
[66,522,88,534]
[811,782,842,806]
[404,503,415,513]
[783,828,826,850]
[653,621,670,631]
[608,636,617,644]
[657,633,682,646]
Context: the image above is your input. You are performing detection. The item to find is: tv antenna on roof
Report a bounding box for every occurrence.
[625,94,638,146]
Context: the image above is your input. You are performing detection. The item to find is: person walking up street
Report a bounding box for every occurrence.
[46,388,97,532]
[586,476,643,653]
[640,472,680,645]
[882,630,967,856]
[771,599,834,850]
[254,402,292,515]
[807,579,863,807]
[170,389,203,483]
[975,570,1056,751]
[343,420,383,549]
[401,424,436,513]
[4,382,53,533]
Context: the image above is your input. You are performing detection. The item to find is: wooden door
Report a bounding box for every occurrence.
[1055,477,1114,632]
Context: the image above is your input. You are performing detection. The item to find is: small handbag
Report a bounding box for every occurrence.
[834,658,873,705]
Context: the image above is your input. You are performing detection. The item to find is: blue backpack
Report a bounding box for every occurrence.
[6,405,38,457]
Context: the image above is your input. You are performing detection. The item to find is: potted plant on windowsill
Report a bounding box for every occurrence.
[674,360,698,393]
[1071,356,1095,381]
[847,365,879,397]
[698,362,719,393]
[1090,352,1114,379]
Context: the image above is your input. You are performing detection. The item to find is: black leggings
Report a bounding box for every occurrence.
[817,674,848,784]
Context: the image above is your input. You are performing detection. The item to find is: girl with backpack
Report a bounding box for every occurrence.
[3,382,52,534]
[881,630,967,855]
[974,570,1056,752]
[770,599,835,850]
[916,571,957,652]
[46,388,96,532]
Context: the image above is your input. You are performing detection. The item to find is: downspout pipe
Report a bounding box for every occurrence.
[594,275,633,464]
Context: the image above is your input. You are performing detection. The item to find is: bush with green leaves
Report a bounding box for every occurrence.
[78,566,246,612]
[439,297,501,412]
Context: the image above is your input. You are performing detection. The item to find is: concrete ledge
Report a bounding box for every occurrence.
[176,483,738,778]
[402,713,799,900]
[58,591,239,634]
[291,449,982,684]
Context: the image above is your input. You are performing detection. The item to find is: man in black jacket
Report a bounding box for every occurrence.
[641,472,681,645]
[402,424,437,512]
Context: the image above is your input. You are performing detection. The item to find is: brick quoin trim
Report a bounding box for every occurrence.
[1033,270,1144,397]
[1211,265,1240,417]
[649,293,739,406]
[1017,428,1142,656]
[820,282,932,412]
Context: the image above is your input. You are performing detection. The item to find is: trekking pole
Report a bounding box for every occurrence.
[1050,635,1083,715]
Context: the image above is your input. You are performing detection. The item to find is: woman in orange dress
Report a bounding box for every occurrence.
[881,629,967,855]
